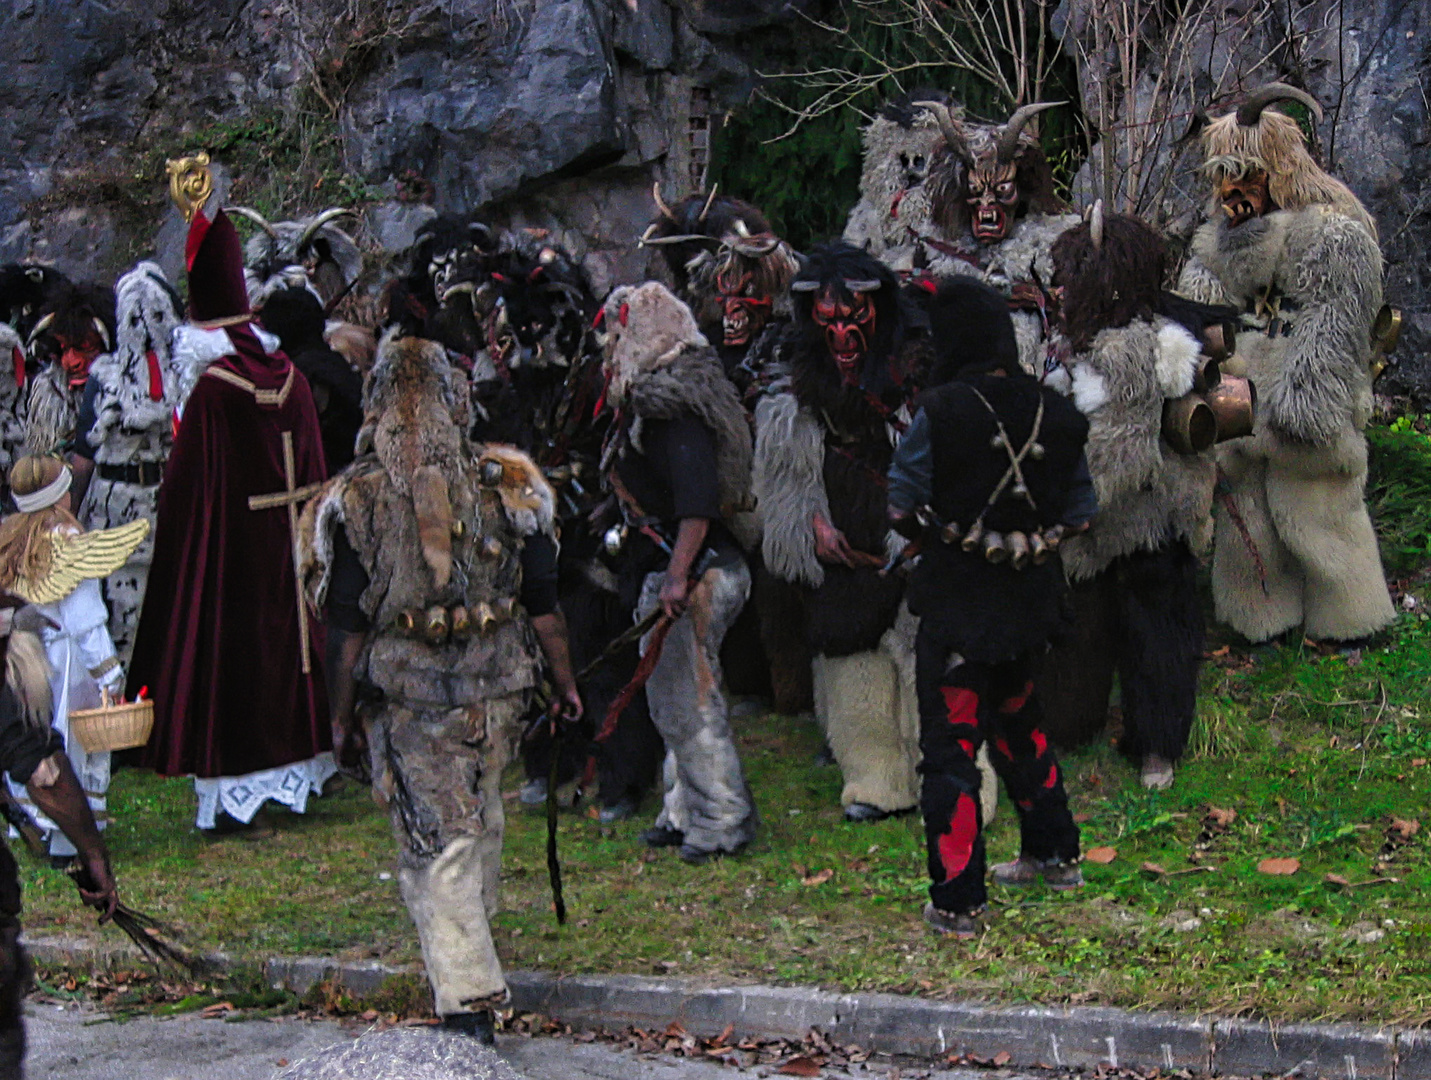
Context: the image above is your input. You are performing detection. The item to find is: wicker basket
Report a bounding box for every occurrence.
[69,692,154,754]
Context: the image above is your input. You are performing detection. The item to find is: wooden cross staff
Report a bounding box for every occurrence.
[248,431,321,674]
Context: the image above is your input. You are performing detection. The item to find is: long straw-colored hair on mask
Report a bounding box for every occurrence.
[0,455,81,591]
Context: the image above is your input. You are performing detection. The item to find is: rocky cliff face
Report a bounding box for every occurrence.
[0,0,785,296]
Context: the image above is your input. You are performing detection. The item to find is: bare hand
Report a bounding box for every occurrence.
[659,573,691,619]
[332,721,369,777]
[77,852,118,924]
[549,684,584,724]
[812,512,858,567]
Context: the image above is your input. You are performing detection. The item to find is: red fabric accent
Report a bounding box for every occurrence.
[1043,763,1058,789]
[594,616,674,743]
[618,302,630,327]
[940,686,978,727]
[185,209,212,271]
[591,307,605,329]
[11,346,23,389]
[1031,728,1048,757]
[592,368,612,418]
[999,679,1034,715]
[146,349,164,401]
[957,739,974,758]
[937,793,978,881]
[1018,799,1033,810]
[889,188,905,219]
[914,274,938,295]
[130,332,330,778]
[994,737,1013,760]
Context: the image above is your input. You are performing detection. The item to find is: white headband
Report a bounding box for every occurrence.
[13,467,72,513]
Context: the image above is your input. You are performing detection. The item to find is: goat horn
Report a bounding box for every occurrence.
[92,317,112,352]
[697,184,719,224]
[638,222,660,245]
[733,219,751,238]
[1235,82,1323,126]
[996,101,1065,164]
[789,279,821,293]
[296,208,358,256]
[652,182,676,222]
[843,278,882,292]
[25,312,54,347]
[914,100,971,163]
[225,206,279,238]
[1089,199,1105,251]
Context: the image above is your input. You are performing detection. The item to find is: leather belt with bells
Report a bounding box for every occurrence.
[391,597,518,644]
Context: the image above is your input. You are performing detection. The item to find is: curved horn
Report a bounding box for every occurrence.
[996,101,1065,164]
[733,219,752,238]
[697,184,720,224]
[25,312,53,347]
[1088,199,1105,251]
[92,317,112,352]
[843,278,882,292]
[1235,82,1324,126]
[914,100,971,163]
[296,208,358,256]
[789,279,821,293]
[225,206,279,238]
[652,182,676,222]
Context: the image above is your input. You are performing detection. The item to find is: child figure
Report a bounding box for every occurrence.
[0,455,147,860]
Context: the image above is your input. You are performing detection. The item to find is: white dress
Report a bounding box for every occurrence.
[7,575,122,856]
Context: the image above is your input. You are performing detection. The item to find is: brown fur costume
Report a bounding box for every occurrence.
[1176,89,1392,643]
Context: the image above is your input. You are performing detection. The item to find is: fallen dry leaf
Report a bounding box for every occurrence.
[1210,645,1231,657]
[1412,758,1427,767]
[1204,805,1237,828]
[1258,857,1301,876]
[1073,812,1092,824]
[360,1009,379,1022]
[1141,861,1168,877]
[276,1061,288,1069]
[1324,873,1352,887]
[777,1056,824,1077]
[993,1051,1013,1066]
[1390,817,1421,840]
[1084,846,1117,864]
[201,1002,234,1018]
[801,868,835,887]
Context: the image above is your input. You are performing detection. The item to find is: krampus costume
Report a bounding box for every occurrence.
[71,262,185,667]
[229,205,363,311]
[887,277,1091,933]
[643,188,800,393]
[753,244,998,822]
[299,331,561,1036]
[0,264,65,482]
[384,215,501,363]
[918,100,1078,377]
[1175,85,1394,643]
[1038,211,1215,789]
[598,282,757,862]
[22,278,116,457]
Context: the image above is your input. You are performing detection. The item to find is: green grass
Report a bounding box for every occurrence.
[20,611,1431,1024]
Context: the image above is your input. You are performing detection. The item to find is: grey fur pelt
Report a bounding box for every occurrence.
[0,323,28,475]
[1181,208,1381,445]
[843,109,949,266]
[5,630,52,729]
[1060,318,1214,582]
[753,390,830,589]
[23,364,75,456]
[273,1028,525,1080]
[626,343,754,517]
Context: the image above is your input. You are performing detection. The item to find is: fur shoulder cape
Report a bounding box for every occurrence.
[1060,317,1215,581]
[624,344,754,519]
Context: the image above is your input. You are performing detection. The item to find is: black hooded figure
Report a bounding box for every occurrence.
[887,276,1092,938]
[751,242,932,823]
[257,287,363,476]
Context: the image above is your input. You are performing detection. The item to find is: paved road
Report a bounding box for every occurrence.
[25,1001,1054,1079]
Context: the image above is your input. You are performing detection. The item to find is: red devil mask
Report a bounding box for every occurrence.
[715,268,772,348]
[811,287,877,385]
[56,332,104,388]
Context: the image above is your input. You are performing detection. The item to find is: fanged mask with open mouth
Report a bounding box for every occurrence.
[811,288,877,385]
[1219,169,1273,228]
[966,161,1020,244]
[716,268,773,348]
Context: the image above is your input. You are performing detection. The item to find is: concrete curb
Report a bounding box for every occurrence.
[25,938,1426,1079]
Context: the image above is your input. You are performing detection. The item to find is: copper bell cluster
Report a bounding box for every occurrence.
[393,598,517,644]
[1162,323,1257,455]
[937,518,1067,570]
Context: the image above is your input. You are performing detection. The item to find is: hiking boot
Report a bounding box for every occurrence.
[991,856,1084,890]
[442,1009,495,1045]
[1140,753,1175,791]
[640,824,685,848]
[923,902,981,939]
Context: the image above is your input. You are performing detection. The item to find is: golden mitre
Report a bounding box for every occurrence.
[166,152,214,223]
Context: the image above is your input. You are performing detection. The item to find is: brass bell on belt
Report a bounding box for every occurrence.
[424,605,450,645]
[961,519,985,553]
[450,605,472,640]
[982,530,1008,564]
[1006,530,1030,569]
[1205,375,1256,442]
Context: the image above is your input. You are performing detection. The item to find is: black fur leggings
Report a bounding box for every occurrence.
[916,629,1080,915]
[1038,541,1204,759]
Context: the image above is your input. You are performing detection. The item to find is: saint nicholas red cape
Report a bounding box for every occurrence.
[129,204,330,778]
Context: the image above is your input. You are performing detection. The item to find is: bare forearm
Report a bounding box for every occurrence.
[532,611,577,695]
[666,517,709,583]
[68,455,94,510]
[325,627,366,730]
[27,753,106,865]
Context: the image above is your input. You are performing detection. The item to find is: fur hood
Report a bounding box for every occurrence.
[1060,317,1214,580]
[600,282,708,406]
[171,322,283,415]
[622,337,754,519]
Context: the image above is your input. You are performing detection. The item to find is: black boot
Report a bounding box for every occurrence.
[441,1009,495,1045]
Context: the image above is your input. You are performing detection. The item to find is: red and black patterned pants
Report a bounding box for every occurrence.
[915,628,1080,914]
